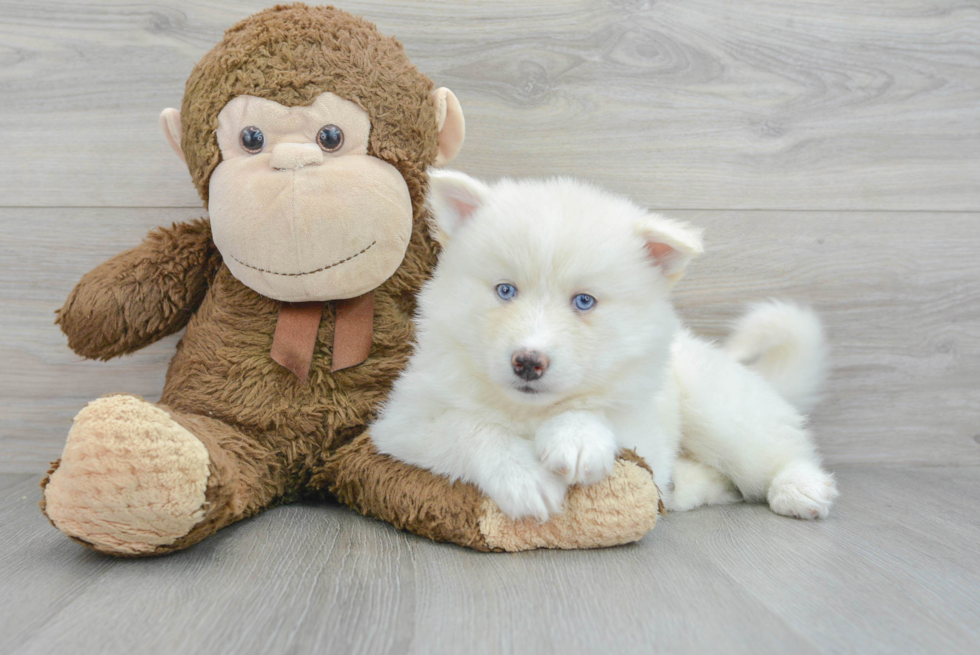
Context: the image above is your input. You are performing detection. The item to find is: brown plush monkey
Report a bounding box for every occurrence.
[40,4,661,556]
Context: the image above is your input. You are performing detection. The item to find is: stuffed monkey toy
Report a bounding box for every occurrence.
[40,3,662,556]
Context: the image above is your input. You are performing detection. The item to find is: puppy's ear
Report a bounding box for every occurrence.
[427,170,491,246]
[635,215,704,286]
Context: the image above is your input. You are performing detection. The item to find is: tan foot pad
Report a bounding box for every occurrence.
[478,459,662,551]
[43,396,210,555]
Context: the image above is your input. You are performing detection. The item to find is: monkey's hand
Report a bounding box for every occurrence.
[57,218,219,360]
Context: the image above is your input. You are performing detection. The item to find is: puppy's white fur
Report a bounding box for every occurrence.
[371,172,838,521]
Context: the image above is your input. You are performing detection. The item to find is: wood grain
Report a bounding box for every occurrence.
[666,465,980,654]
[2,208,977,473]
[3,467,978,654]
[0,0,977,210]
[2,473,810,655]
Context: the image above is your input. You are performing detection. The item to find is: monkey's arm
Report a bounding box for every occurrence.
[57,218,220,360]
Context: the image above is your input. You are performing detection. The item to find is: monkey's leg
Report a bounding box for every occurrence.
[41,395,291,557]
[321,432,664,552]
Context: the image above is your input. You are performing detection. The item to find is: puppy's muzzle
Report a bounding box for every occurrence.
[511,350,549,381]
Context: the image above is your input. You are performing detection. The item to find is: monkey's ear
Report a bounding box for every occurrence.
[159,108,185,163]
[432,88,465,167]
[634,215,704,286]
[427,170,490,246]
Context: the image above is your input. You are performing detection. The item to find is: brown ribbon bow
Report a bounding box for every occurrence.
[269,292,375,383]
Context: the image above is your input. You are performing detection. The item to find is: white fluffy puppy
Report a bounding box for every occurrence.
[371,171,838,522]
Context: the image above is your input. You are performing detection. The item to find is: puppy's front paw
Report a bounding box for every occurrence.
[535,411,617,486]
[488,464,568,522]
[767,461,839,520]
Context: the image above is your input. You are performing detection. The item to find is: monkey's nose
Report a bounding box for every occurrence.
[270,143,324,170]
[511,350,549,381]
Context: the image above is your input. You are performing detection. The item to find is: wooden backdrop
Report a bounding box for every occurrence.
[1,0,978,473]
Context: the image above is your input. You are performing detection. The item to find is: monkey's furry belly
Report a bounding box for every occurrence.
[159,266,412,451]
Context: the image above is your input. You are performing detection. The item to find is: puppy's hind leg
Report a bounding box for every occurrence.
[673,332,838,519]
[666,457,742,512]
[767,460,838,520]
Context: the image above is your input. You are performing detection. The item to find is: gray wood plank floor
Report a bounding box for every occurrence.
[1,0,978,653]
[2,467,979,655]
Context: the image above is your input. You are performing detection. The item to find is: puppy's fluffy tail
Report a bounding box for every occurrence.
[724,301,827,414]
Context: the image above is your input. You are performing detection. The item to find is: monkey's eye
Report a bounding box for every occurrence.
[239,126,264,154]
[317,124,344,152]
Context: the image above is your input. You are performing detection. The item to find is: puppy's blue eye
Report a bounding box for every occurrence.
[496,283,518,301]
[572,293,596,311]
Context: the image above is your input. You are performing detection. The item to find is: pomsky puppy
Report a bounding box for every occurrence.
[371,171,838,522]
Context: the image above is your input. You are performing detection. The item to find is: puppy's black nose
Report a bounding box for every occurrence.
[511,350,549,381]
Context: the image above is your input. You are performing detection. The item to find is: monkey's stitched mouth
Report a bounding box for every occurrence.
[229,241,376,277]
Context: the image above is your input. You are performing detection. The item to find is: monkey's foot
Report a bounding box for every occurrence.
[42,395,210,556]
[478,453,663,551]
